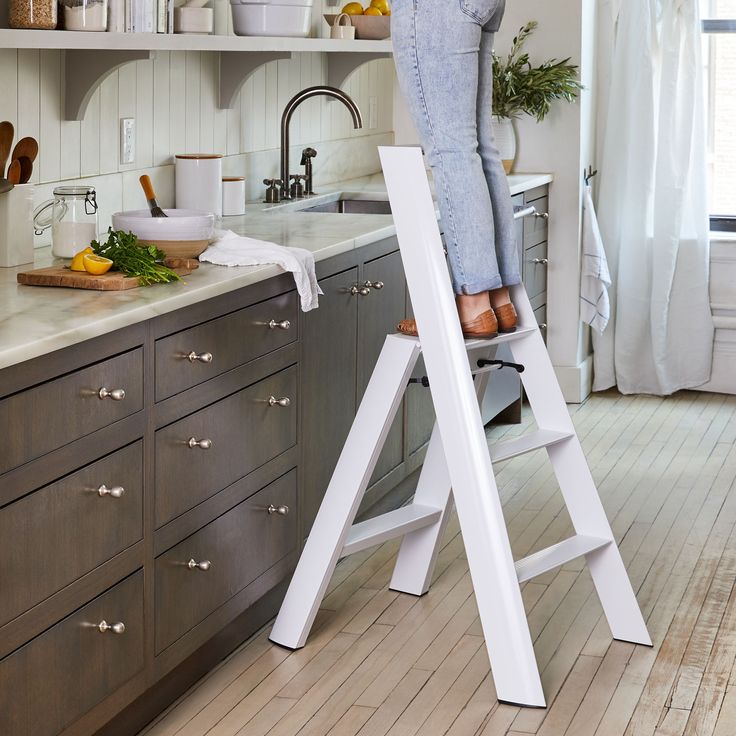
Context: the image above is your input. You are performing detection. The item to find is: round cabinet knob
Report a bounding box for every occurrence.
[533,210,549,220]
[267,504,290,516]
[268,319,291,331]
[98,387,125,401]
[97,484,125,498]
[187,351,213,364]
[268,396,291,408]
[364,280,385,290]
[538,323,548,329]
[188,437,213,449]
[98,620,125,634]
[532,258,549,265]
[350,286,370,296]
[187,558,212,571]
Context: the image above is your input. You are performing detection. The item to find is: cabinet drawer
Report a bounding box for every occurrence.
[523,242,548,302]
[155,470,297,653]
[0,442,143,628]
[155,365,297,526]
[523,196,549,249]
[155,291,298,401]
[0,571,144,736]
[0,348,143,476]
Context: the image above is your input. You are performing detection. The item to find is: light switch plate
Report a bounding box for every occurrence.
[121,118,136,165]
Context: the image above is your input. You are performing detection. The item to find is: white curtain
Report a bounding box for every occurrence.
[592,0,714,395]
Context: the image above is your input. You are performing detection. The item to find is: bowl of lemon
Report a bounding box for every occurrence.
[325,0,390,40]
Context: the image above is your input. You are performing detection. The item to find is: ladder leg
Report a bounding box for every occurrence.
[508,285,651,646]
[389,422,453,596]
[270,334,421,649]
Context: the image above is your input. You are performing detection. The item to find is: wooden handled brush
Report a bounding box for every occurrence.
[139,174,168,218]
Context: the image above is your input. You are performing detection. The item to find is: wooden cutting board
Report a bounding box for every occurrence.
[17,261,198,291]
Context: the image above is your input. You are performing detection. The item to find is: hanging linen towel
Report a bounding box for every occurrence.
[580,185,611,333]
[200,230,323,312]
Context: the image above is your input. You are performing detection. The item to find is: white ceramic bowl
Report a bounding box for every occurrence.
[230,0,312,37]
[111,209,215,258]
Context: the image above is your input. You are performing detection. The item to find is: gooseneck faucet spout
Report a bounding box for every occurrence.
[280,86,363,199]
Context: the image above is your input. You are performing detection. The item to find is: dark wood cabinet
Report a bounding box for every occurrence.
[300,267,359,538]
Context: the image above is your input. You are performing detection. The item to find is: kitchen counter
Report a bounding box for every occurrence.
[0,171,552,370]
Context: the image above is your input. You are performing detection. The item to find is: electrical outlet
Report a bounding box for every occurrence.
[369,97,378,130]
[120,118,136,165]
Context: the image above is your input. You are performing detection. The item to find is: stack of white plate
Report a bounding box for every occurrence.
[111,209,215,259]
[230,0,313,37]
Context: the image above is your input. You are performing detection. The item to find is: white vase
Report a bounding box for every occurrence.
[492,116,517,174]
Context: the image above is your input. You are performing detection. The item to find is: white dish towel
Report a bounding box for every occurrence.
[580,185,611,333]
[200,230,323,312]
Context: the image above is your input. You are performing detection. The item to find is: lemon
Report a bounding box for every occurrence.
[70,246,94,272]
[83,254,114,276]
[370,0,390,14]
[364,6,382,14]
[341,2,363,13]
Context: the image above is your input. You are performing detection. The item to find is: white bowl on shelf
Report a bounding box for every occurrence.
[174,6,214,33]
[230,0,313,37]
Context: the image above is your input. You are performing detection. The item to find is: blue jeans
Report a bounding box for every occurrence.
[391,0,520,295]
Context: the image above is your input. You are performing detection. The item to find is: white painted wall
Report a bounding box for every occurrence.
[496,0,596,401]
[0,2,395,237]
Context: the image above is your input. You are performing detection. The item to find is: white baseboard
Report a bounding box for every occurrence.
[554,355,593,404]
[697,327,736,395]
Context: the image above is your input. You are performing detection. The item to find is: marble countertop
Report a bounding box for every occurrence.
[0,171,552,370]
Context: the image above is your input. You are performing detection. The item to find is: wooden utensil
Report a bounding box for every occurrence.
[17,155,33,184]
[0,121,14,179]
[0,178,13,194]
[7,159,21,185]
[11,137,39,167]
[139,174,168,218]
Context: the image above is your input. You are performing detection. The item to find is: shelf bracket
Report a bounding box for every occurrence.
[327,51,391,93]
[219,51,293,110]
[65,50,153,121]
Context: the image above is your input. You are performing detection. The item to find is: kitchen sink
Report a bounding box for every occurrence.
[299,197,392,215]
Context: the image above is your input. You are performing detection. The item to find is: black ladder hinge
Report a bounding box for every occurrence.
[476,359,525,373]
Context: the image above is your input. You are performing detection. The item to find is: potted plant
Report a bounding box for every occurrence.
[492,21,583,173]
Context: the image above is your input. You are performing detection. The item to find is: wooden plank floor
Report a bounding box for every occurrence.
[140,390,736,736]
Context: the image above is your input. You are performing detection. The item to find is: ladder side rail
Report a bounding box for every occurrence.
[269,334,421,649]
[508,284,651,645]
[380,146,546,707]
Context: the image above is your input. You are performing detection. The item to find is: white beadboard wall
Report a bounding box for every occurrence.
[0,10,395,239]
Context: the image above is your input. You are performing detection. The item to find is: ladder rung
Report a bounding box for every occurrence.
[515,535,611,583]
[489,429,574,464]
[396,325,537,350]
[342,504,443,557]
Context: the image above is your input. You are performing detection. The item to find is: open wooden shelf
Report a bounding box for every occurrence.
[0,30,392,120]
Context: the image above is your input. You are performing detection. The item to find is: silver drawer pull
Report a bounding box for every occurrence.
[268,319,291,330]
[98,620,125,634]
[187,558,212,571]
[98,387,125,401]
[267,504,290,516]
[268,396,291,408]
[532,258,549,265]
[350,285,370,296]
[188,437,213,449]
[534,210,550,220]
[539,323,548,329]
[187,351,213,363]
[364,280,384,290]
[97,484,125,498]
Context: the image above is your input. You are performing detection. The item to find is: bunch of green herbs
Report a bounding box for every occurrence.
[92,229,182,286]
[492,21,583,122]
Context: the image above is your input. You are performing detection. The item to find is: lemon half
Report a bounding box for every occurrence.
[83,254,114,275]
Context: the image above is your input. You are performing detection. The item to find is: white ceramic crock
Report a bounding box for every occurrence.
[175,154,223,217]
[222,177,246,217]
[0,184,35,268]
[230,0,312,37]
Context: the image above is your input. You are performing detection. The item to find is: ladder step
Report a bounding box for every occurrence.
[397,325,537,351]
[515,535,611,583]
[342,504,443,557]
[489,429,574,464]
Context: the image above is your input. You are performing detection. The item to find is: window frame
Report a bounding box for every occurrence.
[701,16,736,230]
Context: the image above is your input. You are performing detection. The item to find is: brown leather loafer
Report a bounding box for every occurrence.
[397,309,498,339]
[494,302,518,333]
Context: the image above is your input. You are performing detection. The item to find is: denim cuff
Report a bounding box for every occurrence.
[458,275,504,295]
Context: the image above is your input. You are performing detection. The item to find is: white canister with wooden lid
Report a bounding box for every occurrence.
[222,177,246,216]
[175,154,223,217]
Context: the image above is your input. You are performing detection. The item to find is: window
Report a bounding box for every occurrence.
[701,1,736,230]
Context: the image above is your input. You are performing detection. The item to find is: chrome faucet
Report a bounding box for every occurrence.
[280,86,363,199]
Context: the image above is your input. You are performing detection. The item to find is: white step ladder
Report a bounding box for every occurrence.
[270,146,651,707]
